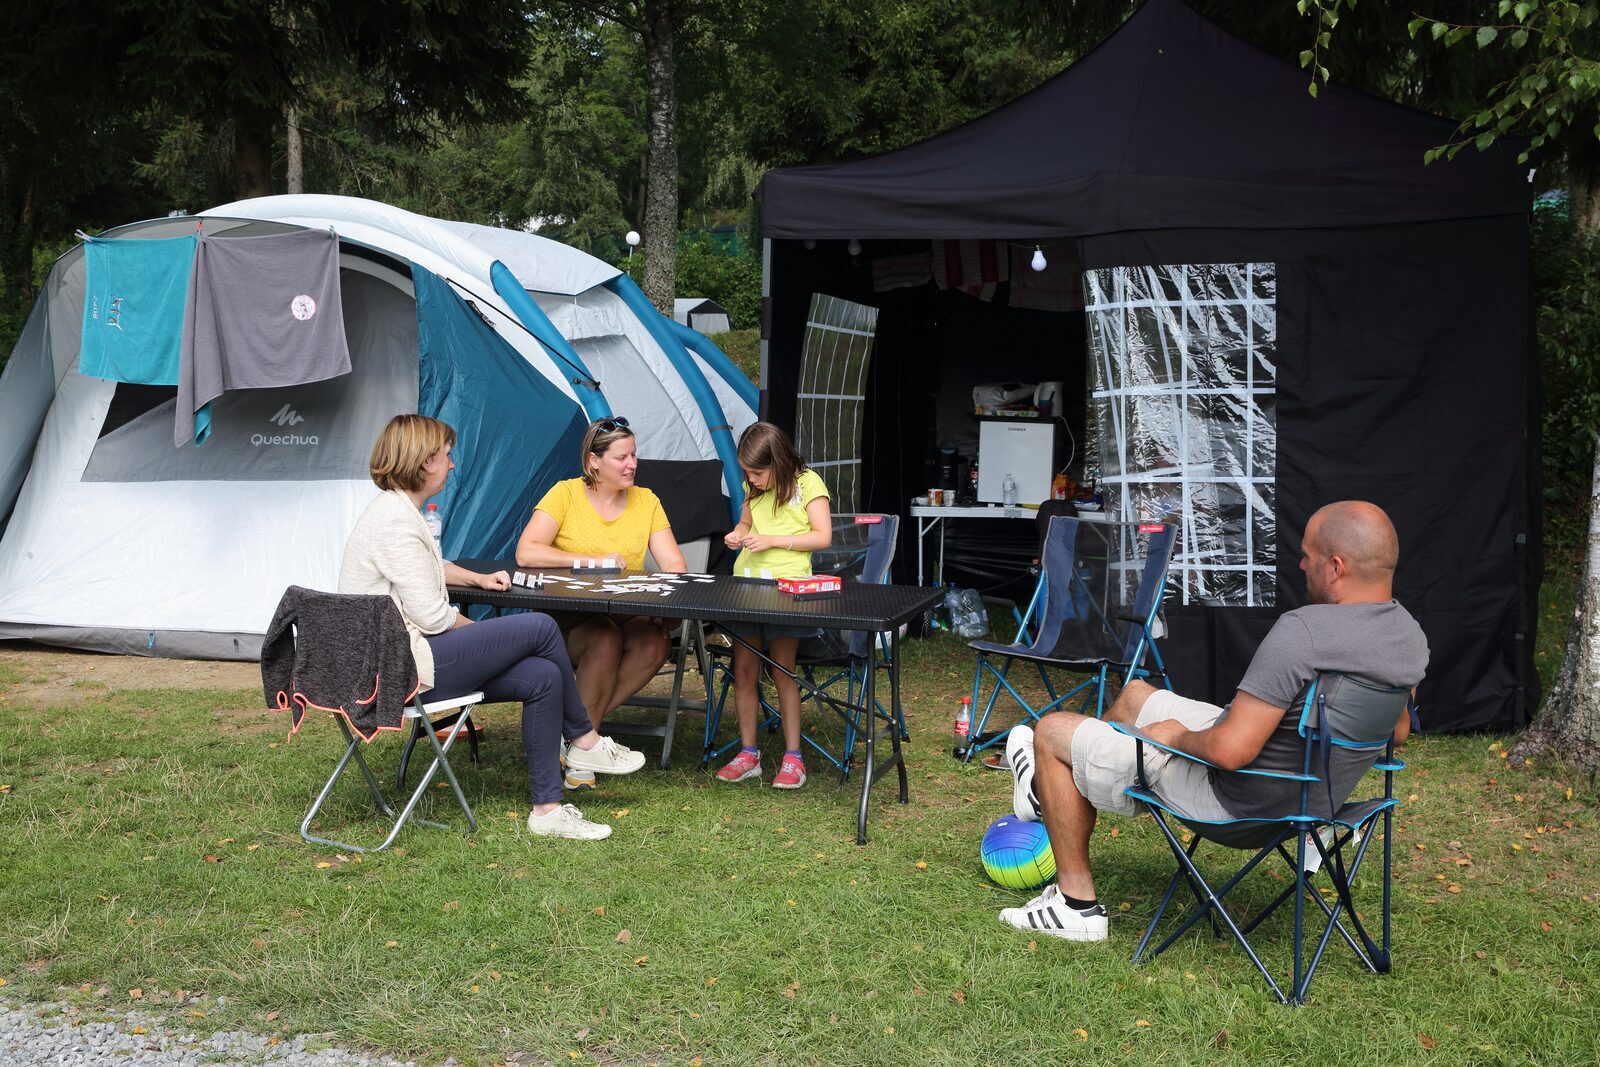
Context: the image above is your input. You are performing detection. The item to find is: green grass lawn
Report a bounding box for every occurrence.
[0,634,1596,1066]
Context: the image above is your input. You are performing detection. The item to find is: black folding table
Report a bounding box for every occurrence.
[448,563,942,844]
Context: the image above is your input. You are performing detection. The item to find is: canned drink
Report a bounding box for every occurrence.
[929,488,944,506]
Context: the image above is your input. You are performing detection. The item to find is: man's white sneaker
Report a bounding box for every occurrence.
[1007,725,1041,822]
[527,804,612,840]
[999,884,1109,942]
[564,735,647,775]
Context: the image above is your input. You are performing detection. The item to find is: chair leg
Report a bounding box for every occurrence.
[301,706,477,855]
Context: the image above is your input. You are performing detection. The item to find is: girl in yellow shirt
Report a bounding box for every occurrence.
[717,423,831,789]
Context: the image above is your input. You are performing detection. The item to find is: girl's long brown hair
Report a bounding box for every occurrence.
[737,422,807,508]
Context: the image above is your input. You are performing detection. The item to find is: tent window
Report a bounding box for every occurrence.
[1084,263,1277,608]
[795,294,878,512]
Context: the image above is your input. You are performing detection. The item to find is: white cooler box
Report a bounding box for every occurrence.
[977,419,1055,505]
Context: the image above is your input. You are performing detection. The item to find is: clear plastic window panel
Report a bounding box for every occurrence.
[795,294,878,513]
[1083,263,1277,607]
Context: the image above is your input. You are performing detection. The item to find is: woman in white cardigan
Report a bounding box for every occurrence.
[339,414,644,840]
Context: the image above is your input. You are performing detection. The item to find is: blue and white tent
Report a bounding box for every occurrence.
[0,195,758,658]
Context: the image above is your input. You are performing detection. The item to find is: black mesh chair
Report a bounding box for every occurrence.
[703,513,902,778]
[1114,673,1411,1005]
[965,516,1176,760]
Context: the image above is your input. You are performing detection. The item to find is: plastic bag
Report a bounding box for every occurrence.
[943,586,990,638]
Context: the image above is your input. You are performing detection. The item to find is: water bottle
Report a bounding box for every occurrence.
[424,502,443,546]
[953,696,973,759]
[1002,473,1018,507]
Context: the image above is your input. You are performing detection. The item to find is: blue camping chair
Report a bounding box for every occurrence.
[965,517,1176,759]
[703,514,903,778]
[1114,673,1411,1005]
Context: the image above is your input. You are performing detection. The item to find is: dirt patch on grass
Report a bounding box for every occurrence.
[0,641,259,700]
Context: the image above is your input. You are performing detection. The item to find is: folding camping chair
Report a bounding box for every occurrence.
[277,593,485,854]
[599,459,729,768]
[703,513,904,778]
[964,517,1175,761]
[591,536,718,768]
[1114,673,1411,1005]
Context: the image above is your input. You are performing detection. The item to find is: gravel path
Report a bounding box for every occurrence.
[0,996,428,1067]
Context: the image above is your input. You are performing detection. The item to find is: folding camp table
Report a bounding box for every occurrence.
[448,564,942,844]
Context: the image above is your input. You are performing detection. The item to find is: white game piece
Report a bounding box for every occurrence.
[659,590,673,597]
[694,578,714,583]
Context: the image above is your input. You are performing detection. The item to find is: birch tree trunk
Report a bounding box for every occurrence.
[1510,436,1600,772]
[640,0,677,315]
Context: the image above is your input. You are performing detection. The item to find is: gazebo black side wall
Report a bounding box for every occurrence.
[763,212,1537,734]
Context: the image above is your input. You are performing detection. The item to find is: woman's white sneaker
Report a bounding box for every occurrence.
[565,735,647,775]
[527,804,612,840]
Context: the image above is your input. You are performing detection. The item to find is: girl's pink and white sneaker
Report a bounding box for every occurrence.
[772,755,807,790]
[716,750,762,783]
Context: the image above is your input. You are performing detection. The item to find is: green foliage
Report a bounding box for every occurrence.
[1403,2,1600,165]
[725,0,1063,168]
[1532,208,1600,554]
[623,232,762,330]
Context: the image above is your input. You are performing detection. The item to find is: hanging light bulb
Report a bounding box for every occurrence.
[1031,245,1047,272]
[847,239,862,257]
[803,238,817,250]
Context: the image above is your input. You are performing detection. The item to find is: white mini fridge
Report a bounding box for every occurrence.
[977,419,1055,504]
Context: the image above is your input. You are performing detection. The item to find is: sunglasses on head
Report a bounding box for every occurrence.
[592,416,630,434]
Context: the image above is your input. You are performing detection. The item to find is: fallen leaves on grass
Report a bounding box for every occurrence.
[1419,1032,1437,1050]
[616,929,632,944]
[633,956,649,966]
[442,900,460,912]
[315,862,332,869]
[951,990,966,1004]
[783,980,801,999]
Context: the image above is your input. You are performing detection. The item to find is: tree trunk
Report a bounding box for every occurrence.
[232,100,275,200]
[285,104,304,195]
[1510,435,1600,772]
[640,0,677,315]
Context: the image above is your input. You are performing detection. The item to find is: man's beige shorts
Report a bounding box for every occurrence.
[1070,689,1233,820]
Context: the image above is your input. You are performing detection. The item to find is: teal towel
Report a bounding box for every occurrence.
[79,233,198,386]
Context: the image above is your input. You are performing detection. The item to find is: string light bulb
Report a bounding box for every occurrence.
[803,238,816,250]
[1031,245,1047,272]
[847,238,862,257]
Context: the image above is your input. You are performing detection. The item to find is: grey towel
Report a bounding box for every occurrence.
[261,586,419,741]
[177,229,351,446]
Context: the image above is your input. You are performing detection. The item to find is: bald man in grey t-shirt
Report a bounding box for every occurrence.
[997,500,1428,942]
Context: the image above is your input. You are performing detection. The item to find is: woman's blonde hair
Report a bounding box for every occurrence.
[737,422,806,506]
[369,414,456,492]
[579,418,636,488]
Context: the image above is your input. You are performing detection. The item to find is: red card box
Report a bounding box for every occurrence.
[776,574,844,600]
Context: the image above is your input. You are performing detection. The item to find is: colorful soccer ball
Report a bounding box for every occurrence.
[981,815,1056,890]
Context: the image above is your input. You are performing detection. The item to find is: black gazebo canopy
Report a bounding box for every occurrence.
[757,0,1537,733]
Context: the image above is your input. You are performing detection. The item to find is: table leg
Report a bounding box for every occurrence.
[857,626,909,845]
[937,518,947,587]
[916,517,927,586]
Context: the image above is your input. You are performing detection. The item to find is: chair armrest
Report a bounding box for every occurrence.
[1108,721,1317,781]
[1109,721,1219,769]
